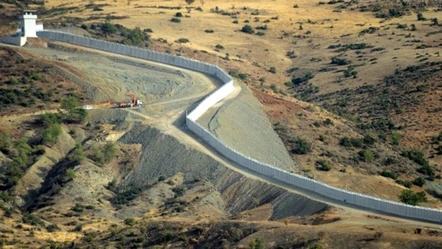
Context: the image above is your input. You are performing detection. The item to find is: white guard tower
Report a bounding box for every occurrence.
[20,10,38,37]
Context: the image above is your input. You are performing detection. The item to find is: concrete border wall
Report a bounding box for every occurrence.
[37,30,442,224]
[0,36,27,46]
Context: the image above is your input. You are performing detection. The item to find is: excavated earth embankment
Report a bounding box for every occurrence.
[119,124,328,220]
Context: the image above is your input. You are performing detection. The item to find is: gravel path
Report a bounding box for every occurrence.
[198,82,296,171]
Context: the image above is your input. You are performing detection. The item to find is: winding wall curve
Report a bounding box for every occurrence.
[36,30,442,224]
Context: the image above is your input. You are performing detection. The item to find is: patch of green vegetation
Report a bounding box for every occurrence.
[343,66,358,78]
[241,25,254,34]
[316,160,332,171]
[413,176,426,187]
[334,43,374,52]
[88,142,117,166]
[61,96,87,123]
[122,27,149,46]
[124,218,136,226]
[339,135,375,148]
[177,38,190,43]
[287,72,314,87]
[358,149,375,161]
[401,150,435,180]
[379,170,397,180]
[399,189,427,206]
[291,136,312,154]
[331,56,351,65]
[22,214,45,227]
[395,179,412,188]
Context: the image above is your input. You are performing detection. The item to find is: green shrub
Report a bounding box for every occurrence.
[339,137,371,148]
[291,136,312,154]
[101,22,117,36]
[401,150,427,166]
[316,160,332,171]
[290,72,314,86]
[103,142,117,162]
[177,38,190,43]
[205,29,214,33]
[397,23,407,29]
[70,143,85,163]
[398,189,427,205]
[6,77,19,85]
[124,218,135,226]
[175,12,183,17]
[0,130,12,153]
[74,224,82,232]
[256,31,265,36]
[241,25,254,34]
[22,214,45,227]
[269,67,277,74]
[413,176,425,187]
[391,132,401,145]
[72,203,84,213]
[215,44,224,49]
[46,224,60,232]
[42,123,62,146]
[170,17,181,23]
[238,73,248,81]
[66,168,76,180]
[358,149,375,161]
[379,170,397,180]
[61,96,87,123]
[396,179,412,188]
[122,27,149,46]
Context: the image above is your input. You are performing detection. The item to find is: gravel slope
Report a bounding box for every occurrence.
[22,45,213,105]
[118,124,326,220]
[198,83,296,171]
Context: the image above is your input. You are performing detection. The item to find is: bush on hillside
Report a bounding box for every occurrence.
[241,25,254,34]
[398,189,427,205]
[291,136,312,154]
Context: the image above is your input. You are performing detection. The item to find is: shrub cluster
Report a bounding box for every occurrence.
[291,136,312,154]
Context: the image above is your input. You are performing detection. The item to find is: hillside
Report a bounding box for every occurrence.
[1,0,442,248]
[4,0,437,205]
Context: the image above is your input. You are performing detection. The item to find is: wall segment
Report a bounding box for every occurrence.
[36,30,442,224]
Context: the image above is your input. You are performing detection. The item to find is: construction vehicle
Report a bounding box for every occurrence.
[112,93,143,108]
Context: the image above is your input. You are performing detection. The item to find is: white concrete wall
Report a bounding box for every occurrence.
[36,24,44,32]
[0,36,27,46]
[36,30,442,224]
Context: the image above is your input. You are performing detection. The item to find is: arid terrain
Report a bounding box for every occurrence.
[1,0,442,248]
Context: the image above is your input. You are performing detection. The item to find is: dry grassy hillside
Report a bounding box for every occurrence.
[24,0,442,204]
[1,0,442,247]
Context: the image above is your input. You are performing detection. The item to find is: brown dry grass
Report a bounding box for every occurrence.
[36,0,442,205]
